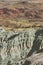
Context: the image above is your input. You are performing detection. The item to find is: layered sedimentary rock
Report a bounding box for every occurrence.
[0,1,43,31]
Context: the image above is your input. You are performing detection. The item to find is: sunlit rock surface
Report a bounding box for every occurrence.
[0,27,43,65]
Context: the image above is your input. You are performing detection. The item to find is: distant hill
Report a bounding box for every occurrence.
[0,1,43,31]
[0,0,43,2]
[0,1,43,19]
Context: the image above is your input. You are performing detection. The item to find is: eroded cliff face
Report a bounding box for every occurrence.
[0,27,43,65]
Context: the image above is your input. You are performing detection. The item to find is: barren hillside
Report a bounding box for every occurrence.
[0,1,43,31]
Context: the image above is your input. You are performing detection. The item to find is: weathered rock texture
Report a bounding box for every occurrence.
[0,27,43,65]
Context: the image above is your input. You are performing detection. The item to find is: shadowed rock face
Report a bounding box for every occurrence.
[23,60,31,65]
[0,27,43,65]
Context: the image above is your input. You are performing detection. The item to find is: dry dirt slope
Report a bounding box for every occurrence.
[0,1,43,31]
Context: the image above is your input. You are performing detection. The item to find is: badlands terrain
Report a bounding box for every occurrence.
[0,1,43,65]
[0,1,43,31]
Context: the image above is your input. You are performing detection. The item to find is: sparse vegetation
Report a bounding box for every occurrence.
[0,1,43,31]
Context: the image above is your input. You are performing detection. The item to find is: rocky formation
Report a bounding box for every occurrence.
[0,27,43,65]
